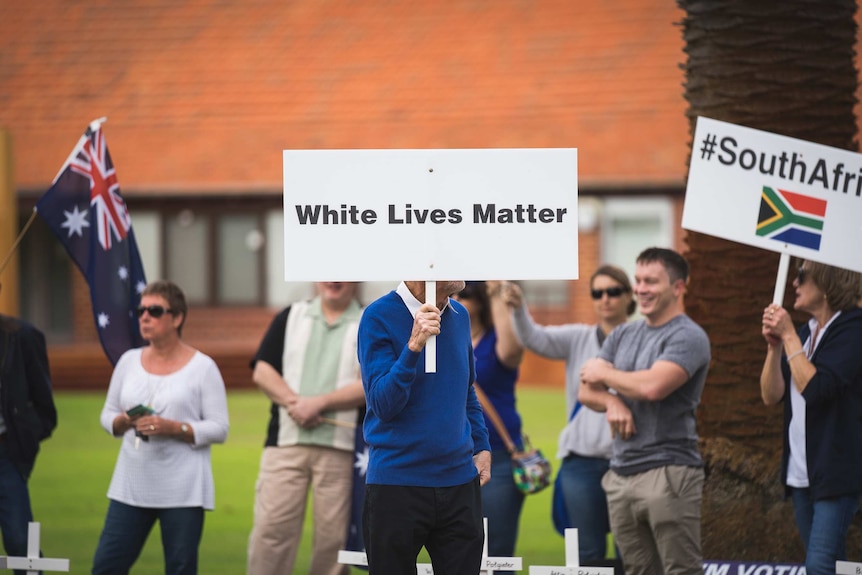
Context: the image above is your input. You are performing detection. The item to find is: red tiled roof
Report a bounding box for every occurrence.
[0,1,691,192]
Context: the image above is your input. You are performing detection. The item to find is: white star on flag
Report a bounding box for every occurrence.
[118,266,128,281]
[136,281,147,294]
[97,312,110,329]
[354,447,369,477]
[60,205,89,237]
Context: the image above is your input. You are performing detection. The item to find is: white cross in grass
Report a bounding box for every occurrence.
[0,523,70,574]
[528,528,613,575]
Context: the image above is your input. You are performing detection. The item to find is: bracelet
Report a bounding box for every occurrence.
[786,349,805,362]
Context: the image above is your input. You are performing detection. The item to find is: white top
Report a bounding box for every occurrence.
[99,348,230,510]
[787,312,841,488]
[511,304,613,459]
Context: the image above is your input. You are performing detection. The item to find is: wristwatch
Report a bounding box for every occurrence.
[181,423,189,435]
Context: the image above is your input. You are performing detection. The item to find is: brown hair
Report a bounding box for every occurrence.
[457,281,492,331]
[591,264,637,316]
[637,247,690,283]
[142,280,188,336]
[800,260,862,312]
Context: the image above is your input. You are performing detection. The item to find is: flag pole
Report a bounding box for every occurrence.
[0,209,38,278]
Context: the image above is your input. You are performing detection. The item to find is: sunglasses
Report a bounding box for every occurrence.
[796,267,807,285]
[590,287,625,300]
[136,305,173,319]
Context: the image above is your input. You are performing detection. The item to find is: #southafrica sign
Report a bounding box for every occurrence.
[283,148,579,282]
[682,117,862,273]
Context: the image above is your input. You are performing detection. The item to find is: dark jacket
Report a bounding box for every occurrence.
[780,307,862,500]
[0,315,58,480]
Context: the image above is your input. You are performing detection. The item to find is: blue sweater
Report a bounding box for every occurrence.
[358,290,490,487]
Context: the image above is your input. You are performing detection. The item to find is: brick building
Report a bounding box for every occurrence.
[2,1,699,388]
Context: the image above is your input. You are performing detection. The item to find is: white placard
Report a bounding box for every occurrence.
[683,117,862,273]
[283,148,578,281]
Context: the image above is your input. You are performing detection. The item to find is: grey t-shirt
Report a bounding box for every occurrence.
[599,314,710,475]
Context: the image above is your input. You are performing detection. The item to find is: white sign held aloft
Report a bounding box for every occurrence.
[683,116,862,274]
[283,148,579,282]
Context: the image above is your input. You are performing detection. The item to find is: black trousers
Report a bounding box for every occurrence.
[363,477,484,575]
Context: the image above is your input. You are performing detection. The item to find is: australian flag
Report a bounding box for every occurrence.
[36,119,147,365]
[346,407,368,557]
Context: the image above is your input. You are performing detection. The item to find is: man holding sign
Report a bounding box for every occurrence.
[358,280,491,575]
[578,248,711,575]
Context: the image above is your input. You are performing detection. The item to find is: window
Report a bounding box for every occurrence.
[157,205,266,306]
[601,196,675,286]
[166,210,210,303]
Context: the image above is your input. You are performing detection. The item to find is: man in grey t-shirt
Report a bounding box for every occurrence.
[579,248,710,575]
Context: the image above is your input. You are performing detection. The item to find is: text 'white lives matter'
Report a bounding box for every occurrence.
[293,203,569,226]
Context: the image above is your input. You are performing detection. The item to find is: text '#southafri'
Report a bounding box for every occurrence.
[293,203,569,225]
[699,133,862,198]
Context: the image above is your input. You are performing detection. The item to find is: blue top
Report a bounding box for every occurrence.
[474,329,522,452]
[780,307,862,500]
[358,288,491,487]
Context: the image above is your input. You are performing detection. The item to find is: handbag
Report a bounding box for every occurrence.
[474,384,552,495]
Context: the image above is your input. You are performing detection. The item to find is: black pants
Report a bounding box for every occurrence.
[363,477,484,575]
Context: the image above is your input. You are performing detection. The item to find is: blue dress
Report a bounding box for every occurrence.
[474,329,524,568]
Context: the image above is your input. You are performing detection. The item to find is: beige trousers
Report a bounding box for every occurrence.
[602,465,704,575]
[247,445,353,575]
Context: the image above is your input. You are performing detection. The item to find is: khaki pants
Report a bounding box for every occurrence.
[247,445,353,575]
[602,465,704,575]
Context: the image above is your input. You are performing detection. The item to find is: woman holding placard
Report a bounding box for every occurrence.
[760,260,862,575]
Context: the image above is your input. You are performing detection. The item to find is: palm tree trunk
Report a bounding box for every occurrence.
[677,0,858,560]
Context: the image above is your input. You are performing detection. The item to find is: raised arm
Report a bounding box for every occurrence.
[504,283,579,360]
[487,281,524,369]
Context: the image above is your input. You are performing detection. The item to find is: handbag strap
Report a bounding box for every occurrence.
[566,326,601,422]
[473,384,518,454]
[567,400,582,422]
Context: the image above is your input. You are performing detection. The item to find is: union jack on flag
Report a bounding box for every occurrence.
[68,128,132,251]
[36,119,147,365]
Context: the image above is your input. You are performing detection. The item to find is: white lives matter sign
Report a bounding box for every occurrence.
[683,117,862,273]
[283,149,579,281]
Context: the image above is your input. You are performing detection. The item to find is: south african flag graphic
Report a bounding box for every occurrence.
[756,186,827,250]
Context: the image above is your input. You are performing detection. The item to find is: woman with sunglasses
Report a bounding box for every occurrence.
[452,280,525,572]
[92,280,230,575]
[760,261,862,575]
[502,265,635,565]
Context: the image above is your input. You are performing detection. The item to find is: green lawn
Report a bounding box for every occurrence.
[19,387,576,573]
